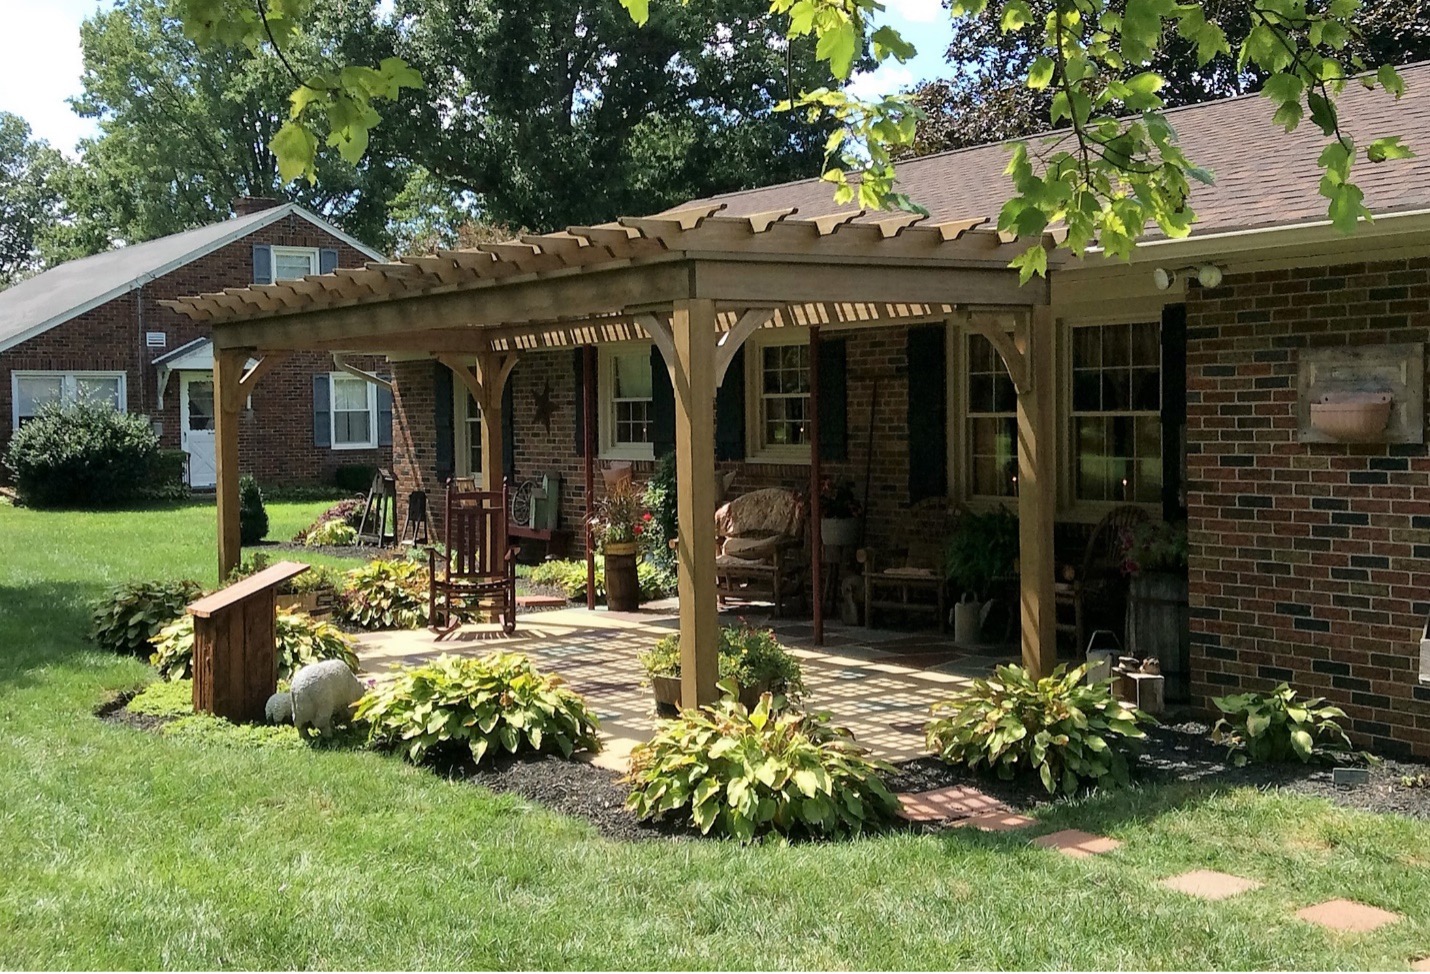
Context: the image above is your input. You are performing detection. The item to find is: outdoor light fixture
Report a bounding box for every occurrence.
[1153,267,1177,290]
[1153,263,1225,290]
[1196,263,1224,288]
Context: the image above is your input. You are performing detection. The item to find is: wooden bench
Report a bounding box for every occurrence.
[507,524,572,561]
[188,561,308,722]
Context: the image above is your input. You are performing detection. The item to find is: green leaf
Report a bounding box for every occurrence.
[619,0,650,25]
[1367,137,1415,164]
[270,121,317,184]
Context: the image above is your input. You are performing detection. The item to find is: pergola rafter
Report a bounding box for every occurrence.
[165,208,1062,706]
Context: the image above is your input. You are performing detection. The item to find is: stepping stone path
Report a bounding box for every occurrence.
[896,786,1007,822]
[955,811,1036,832]
[1158,870,1261,901]
[1410,958,1430,971]
[1032,828,1122,858]
[1295,899,1402,934]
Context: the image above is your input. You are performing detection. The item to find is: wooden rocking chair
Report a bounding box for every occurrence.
[429,483,520,638]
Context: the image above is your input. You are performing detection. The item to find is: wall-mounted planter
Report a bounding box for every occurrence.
[1309,392,1393,442]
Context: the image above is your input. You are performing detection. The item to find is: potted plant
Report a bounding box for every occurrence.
[276,565,343,616]
[589,480,649,611]
[639,622,804,712]
[1121,520,1190,701]
[818,476,863,547]
[944,506,1019,644]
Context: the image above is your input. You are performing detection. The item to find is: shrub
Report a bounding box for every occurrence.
[293,497,365,542]
[639,623,804,699]
[288,565,344,594]
[1212,684,1355,765]
[642,452,678,580]
[150,610,358,682]
[90,578,204,657]
[125,679,195,718]
[355,652,601,764]
[333,464,378,494]
[925,664,1151,796]
[145,449,190,500]
[4,398,159,507]
[305,519,358,547]
[944,505,1019,600]
[527,558,671,602]
[336,559,429,629]
[626,686,900,841]
[238,475,268,544]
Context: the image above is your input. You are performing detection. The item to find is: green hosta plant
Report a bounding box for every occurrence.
[1212,684,1355,765]
[925,664,1151,796]
[355,652,601,765]
[337,559,429,629]
[305,518,358,547]
[150,610,358,682]
[639,624,805,700]
[90,578,203,657]
[626,684,900,842]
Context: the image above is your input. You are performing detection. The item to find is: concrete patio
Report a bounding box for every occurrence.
[355,602,1019,769]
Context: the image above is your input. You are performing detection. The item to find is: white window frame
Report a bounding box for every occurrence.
[598,342,656,462]
[454,388,486,487]
[269,245,320,282]
[11,370,127,430]
[327,372,378,451]
[744,331,812,464]
[948,323,1021,504]
[1061,316,1164,517]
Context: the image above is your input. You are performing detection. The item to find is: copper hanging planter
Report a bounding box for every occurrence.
[1308,392,1393,442]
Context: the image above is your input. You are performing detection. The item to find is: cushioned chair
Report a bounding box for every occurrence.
[712,487,808,617]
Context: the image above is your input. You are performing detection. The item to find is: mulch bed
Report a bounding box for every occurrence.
[257,540,402,560]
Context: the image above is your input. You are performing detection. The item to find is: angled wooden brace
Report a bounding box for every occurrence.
[963,311,1030,395]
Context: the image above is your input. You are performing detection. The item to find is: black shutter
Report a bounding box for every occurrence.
[319,248,339,274]
[502,379,516,484]
[1161,303,1188,521]
[312,374,330,447]
[650,343,675,458]
[572,348,586,455]
[816,337,847,462]
[252,244,273,285]
[906,324,948,502]
[433,362,454,482]
[377,381,393,447]
[715,344,746,461]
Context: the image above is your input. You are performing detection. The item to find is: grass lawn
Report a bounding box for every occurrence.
[3,499,1430,969]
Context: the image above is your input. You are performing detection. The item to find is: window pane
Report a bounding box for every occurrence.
[992,374,1016,413]
[613,351,652,400]
[1131,367,1160,411]
[1101,370,1130,411]
[1072,327,1101,369]
[16,375,63,417]
[76,376,122,408]
[1070,320,1163,504]
[336,411,371,445]
[1073,371,1101,412]
[465,394,482,473]
[968,375,993,414]
[274,251,315,281]
[1131,320,1159,367]
[758,342,810,451]
[1103,322,1130,368]
[187,381,215,432]
[333,377,368,411]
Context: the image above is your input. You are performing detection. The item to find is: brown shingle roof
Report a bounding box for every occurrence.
[680,61,1430,237]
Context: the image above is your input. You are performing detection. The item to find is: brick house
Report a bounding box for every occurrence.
[169,63,1430,757]
[0,199,392,488]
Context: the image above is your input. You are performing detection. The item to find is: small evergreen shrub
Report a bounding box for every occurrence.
[336,559,430,629]
[4,398,158,507]
[527,558,671,602]
[356,652,601,764]
[627,686,900,841]
[925,664,1151,795]
[238,475,268,544]
[150,610,358,682]
[1212,684,1355,765]
[90,578,203,657]
[305,519,358,547]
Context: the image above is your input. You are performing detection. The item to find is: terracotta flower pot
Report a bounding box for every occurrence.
[1309,392,1392,441]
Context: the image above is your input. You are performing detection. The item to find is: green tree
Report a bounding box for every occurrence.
[0,114,67,288]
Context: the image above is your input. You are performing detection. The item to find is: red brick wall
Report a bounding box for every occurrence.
[0,212,390,485]
[1186,256,1430,758]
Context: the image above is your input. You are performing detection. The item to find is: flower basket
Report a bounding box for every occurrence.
[821,516,860,547]
[1309,392,1393,442]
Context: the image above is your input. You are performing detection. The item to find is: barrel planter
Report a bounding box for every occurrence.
[1126,571,1190,702]
[603,541,641,612]
[650,674,771,713]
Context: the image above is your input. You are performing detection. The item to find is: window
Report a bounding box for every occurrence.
[966,333,1019,498]
[269,246,319,282]
[1070,320,1162,504]
[456,392,484,484]
[600,345,654,460]
[328,373,377,449]
[11,371,125,429]
[748,335,810,460]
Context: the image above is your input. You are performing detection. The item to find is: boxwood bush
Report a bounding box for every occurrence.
[925,664,1152,796]
[90,578,204,657]
[238,475,269,544]
[4,398,159,507]
[626,685,900,841]
[150,610,358,682]
[355,652,601,765]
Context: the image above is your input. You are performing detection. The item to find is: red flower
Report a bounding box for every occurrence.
[634,524,644,534]
[642,512,653,521]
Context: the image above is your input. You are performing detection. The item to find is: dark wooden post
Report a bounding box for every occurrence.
[188,561,309,722]
[809,326,824,646]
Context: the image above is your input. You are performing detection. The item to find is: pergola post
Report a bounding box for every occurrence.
[1016,305,1058,677]
[671,298,720,708]
[213,347,248,581]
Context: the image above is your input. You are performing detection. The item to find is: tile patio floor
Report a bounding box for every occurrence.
[354,601,1019,767]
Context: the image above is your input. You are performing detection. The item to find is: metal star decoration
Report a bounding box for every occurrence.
[533,378,557,433]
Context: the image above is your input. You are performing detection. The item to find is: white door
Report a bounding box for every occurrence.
[181,374,217,488]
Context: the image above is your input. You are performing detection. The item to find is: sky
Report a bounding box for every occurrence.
[0,0,955,157]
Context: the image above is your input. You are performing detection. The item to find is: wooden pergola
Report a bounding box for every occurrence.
[165,203,1061,705]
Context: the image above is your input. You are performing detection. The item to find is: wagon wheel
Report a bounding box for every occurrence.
[510,480,536,526]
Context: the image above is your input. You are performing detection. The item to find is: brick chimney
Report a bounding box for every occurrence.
[232,196,283,217]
